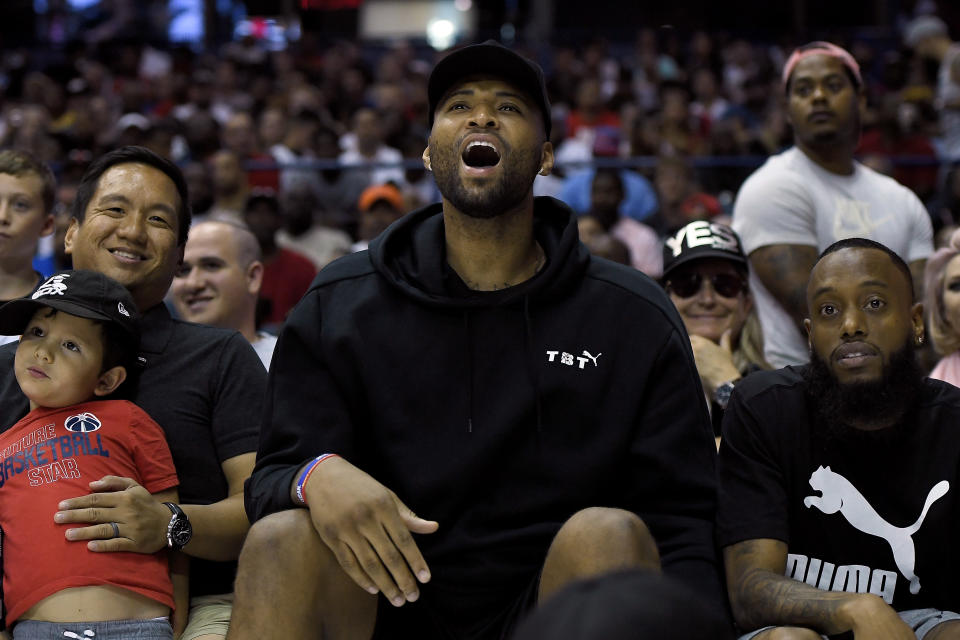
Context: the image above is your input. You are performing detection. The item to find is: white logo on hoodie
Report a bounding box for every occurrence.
[546,349,601,370]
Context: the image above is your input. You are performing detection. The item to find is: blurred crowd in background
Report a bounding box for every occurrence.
[2,1,959,288]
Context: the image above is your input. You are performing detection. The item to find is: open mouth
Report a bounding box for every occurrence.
[462,141,501,168]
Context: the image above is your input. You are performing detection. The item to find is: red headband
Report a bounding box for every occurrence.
[782,41,862,89]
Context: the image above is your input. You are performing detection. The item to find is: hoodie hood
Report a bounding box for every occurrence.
[369,196,590,308]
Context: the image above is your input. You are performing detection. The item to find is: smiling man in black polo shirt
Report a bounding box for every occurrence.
[0,146,266,639]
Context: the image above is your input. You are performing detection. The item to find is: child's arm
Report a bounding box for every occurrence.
[153,488,189,639]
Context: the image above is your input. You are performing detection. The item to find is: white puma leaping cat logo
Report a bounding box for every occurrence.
[803,465,949,595]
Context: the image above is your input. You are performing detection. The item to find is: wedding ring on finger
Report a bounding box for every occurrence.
[109,522,120,539]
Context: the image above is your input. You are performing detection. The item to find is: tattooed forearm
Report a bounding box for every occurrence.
[725,540,868,634]
[749,245,818,332]
[733,564,856,632]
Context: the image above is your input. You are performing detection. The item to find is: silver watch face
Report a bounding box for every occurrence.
[715,381,736,407]
[171,519,191,545]
[166,504,192,549]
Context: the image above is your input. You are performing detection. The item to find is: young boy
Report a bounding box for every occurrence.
[0,270,185,639]
[0,150,56,347]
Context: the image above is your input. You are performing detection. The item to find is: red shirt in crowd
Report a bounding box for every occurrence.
[260,248,317,326]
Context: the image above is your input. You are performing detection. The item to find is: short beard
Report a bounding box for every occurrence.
[804,108,861,149]
[428,137,540,220]
[803,341,924,437]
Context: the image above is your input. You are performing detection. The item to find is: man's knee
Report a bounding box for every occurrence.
[238,509,328,574]
[547,507,660,574]
[559,507,649,536]
[927,620,960,640]
[539,509,660,602]
[231,509,368,639]
[755,627,822,640]
[556,508,657,556]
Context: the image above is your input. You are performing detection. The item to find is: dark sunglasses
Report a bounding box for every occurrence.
[666,272,747,299]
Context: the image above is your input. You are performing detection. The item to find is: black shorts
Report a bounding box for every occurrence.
[371,571,541,640]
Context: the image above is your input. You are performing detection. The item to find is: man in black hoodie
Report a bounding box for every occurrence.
[228,42,724,640]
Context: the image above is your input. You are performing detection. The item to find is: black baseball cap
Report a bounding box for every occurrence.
[427,40,552,138]
[0,270,140,343]
[662,220,749,279]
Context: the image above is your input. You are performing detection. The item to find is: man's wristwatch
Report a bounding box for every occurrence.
[714,379,739,410]
[163,502,193,550]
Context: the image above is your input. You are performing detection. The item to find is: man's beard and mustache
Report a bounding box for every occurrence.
[803,339,924,437]
[428,136,540,219]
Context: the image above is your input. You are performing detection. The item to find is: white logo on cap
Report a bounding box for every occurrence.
[32,274,70,299]
[118,302,129,317]
[665,220,739,257]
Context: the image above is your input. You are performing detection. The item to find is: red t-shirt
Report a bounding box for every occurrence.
[244,152,280,192]
[0,400,178,623]
[260,248,317,325]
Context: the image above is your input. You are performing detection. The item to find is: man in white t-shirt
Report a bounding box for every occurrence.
[338,107,406,188]
[170,220,278,368]
[732,41,933,368]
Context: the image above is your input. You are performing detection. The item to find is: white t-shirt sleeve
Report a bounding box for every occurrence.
[732,161,818,254]
[904,190,934,262]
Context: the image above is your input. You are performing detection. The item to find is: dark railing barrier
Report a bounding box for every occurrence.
[241,154,949,173]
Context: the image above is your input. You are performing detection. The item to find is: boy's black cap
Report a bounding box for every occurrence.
[0,270,139,342]
[662,220,748,279]
[427,40,552,138]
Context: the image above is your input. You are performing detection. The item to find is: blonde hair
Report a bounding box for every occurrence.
[733,310,771,372]
[924,228,960,356]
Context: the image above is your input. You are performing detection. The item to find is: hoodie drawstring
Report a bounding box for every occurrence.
[463,311,474,433]
[523,295,543,433]
[462,299,543,435]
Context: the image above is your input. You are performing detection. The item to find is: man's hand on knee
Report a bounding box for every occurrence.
[301,457,438,607]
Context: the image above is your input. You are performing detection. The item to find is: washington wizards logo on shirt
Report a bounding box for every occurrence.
[65,412,102,433]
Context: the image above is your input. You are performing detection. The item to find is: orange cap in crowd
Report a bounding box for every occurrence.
[359,184,404,212]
